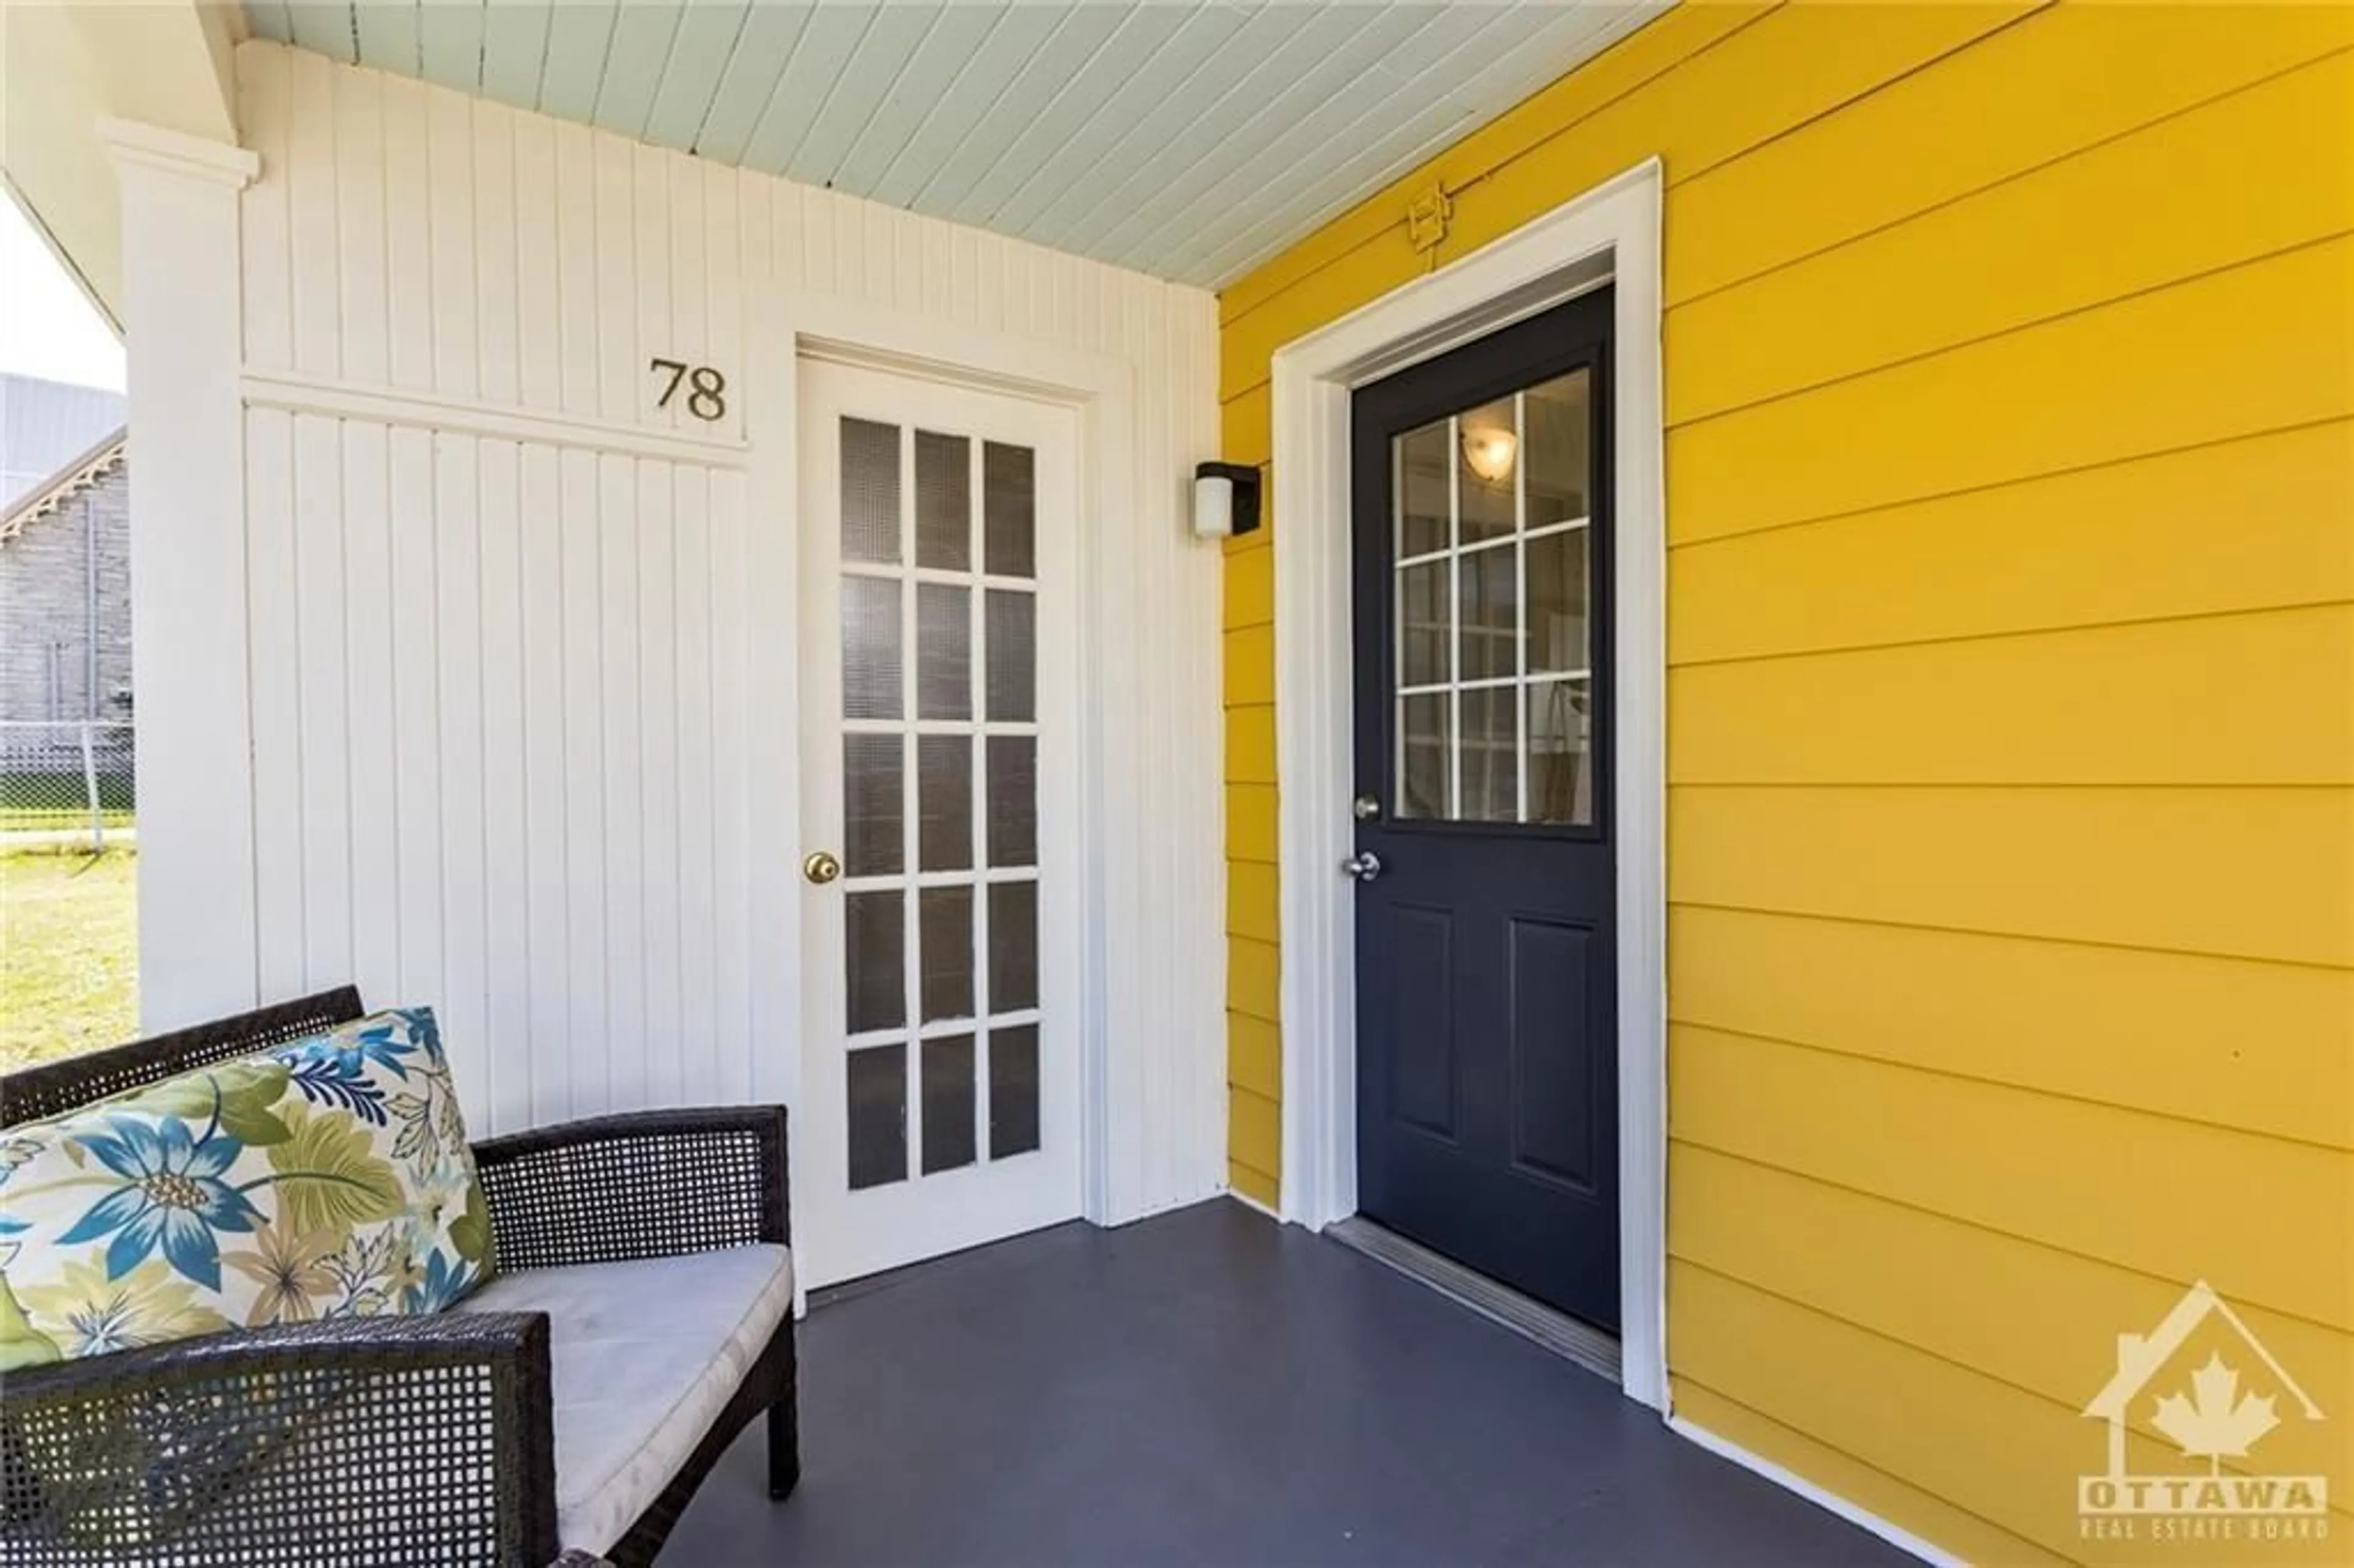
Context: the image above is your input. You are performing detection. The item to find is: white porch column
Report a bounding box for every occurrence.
[96,118,261,1031]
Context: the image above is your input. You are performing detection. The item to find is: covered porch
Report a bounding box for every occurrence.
[6,1,2347,1564]
[666,1199,1905,1567]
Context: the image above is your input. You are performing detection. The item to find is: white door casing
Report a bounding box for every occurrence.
[795,357,1084,1288]
[1269,160,1667,1409]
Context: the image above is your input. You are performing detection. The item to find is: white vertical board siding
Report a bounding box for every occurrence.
[225,41,1224,1220]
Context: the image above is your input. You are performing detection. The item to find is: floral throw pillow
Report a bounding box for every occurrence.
[0,1007,495,1369]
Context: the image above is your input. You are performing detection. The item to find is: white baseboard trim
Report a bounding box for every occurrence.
[1667,1414,1964,1567]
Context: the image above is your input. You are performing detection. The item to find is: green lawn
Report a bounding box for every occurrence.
[1,850,139,1072]
[0,810,135,834]
[0,769,135,834]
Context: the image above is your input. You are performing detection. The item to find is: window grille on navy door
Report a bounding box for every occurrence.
[1391,368,1596,826]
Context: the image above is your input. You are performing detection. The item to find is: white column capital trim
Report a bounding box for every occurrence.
[96,116,259,189]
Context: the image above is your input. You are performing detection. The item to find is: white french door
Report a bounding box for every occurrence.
[795,357,1083,1288]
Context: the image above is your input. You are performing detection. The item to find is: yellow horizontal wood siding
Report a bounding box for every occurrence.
[1225,489,1281,1203]
[1216,1,2354,1558]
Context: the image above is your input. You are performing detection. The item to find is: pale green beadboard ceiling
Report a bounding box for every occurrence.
[245,1,1663,288]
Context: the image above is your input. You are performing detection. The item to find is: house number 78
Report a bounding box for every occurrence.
[649,358,727,421]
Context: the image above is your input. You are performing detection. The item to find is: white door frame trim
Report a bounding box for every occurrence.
[1269,158,1668,1410]
[751,289,1139,1279]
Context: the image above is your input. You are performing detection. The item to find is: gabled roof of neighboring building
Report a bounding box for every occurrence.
[0,426,126,546]
[2,372,126,514]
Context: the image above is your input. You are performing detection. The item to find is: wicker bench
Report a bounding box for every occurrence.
[0,987,799,1567]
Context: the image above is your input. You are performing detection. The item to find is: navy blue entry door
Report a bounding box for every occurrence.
[1349,287,1620,1330]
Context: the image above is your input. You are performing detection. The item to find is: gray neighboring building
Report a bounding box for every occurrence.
[1,373,131,727]
[1,373,122,508]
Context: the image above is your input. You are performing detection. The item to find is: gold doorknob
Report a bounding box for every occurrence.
[803,851,842,885]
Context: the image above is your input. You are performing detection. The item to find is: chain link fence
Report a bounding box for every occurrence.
[0,720,135,849]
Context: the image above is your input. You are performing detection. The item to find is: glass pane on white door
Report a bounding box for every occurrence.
[847,1045,905,1190]
[986,737,1036,866]
[915,431,972,570]
[841,417,902,565]
[989,1024,1040,1158]
[917,736,972,872]
[921,1036,978,1174]
[982,442,1035,577]
[842,577,902,720]
[837,416,1042,1192]
[843,734,904,876]
[845,892,904,1033]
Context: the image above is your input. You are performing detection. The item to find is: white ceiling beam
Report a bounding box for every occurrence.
[1,0,246,327]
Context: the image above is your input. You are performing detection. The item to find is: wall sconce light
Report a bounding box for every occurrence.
[1461,424,1517,485]
[1194,462,1262,541]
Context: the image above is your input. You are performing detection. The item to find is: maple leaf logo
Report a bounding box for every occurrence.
[2151,1352,2280,1472]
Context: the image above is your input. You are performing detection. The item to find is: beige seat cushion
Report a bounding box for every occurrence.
[453,1243,793,1556]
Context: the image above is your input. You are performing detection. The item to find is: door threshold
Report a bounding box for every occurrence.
[1325,1217,1621,1386]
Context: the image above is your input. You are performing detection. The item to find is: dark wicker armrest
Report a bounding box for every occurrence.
[1,1312,557,1567]
[471,1105,789,1271]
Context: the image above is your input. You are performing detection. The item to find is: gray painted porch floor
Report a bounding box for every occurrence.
[665,1198,1911,1566]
